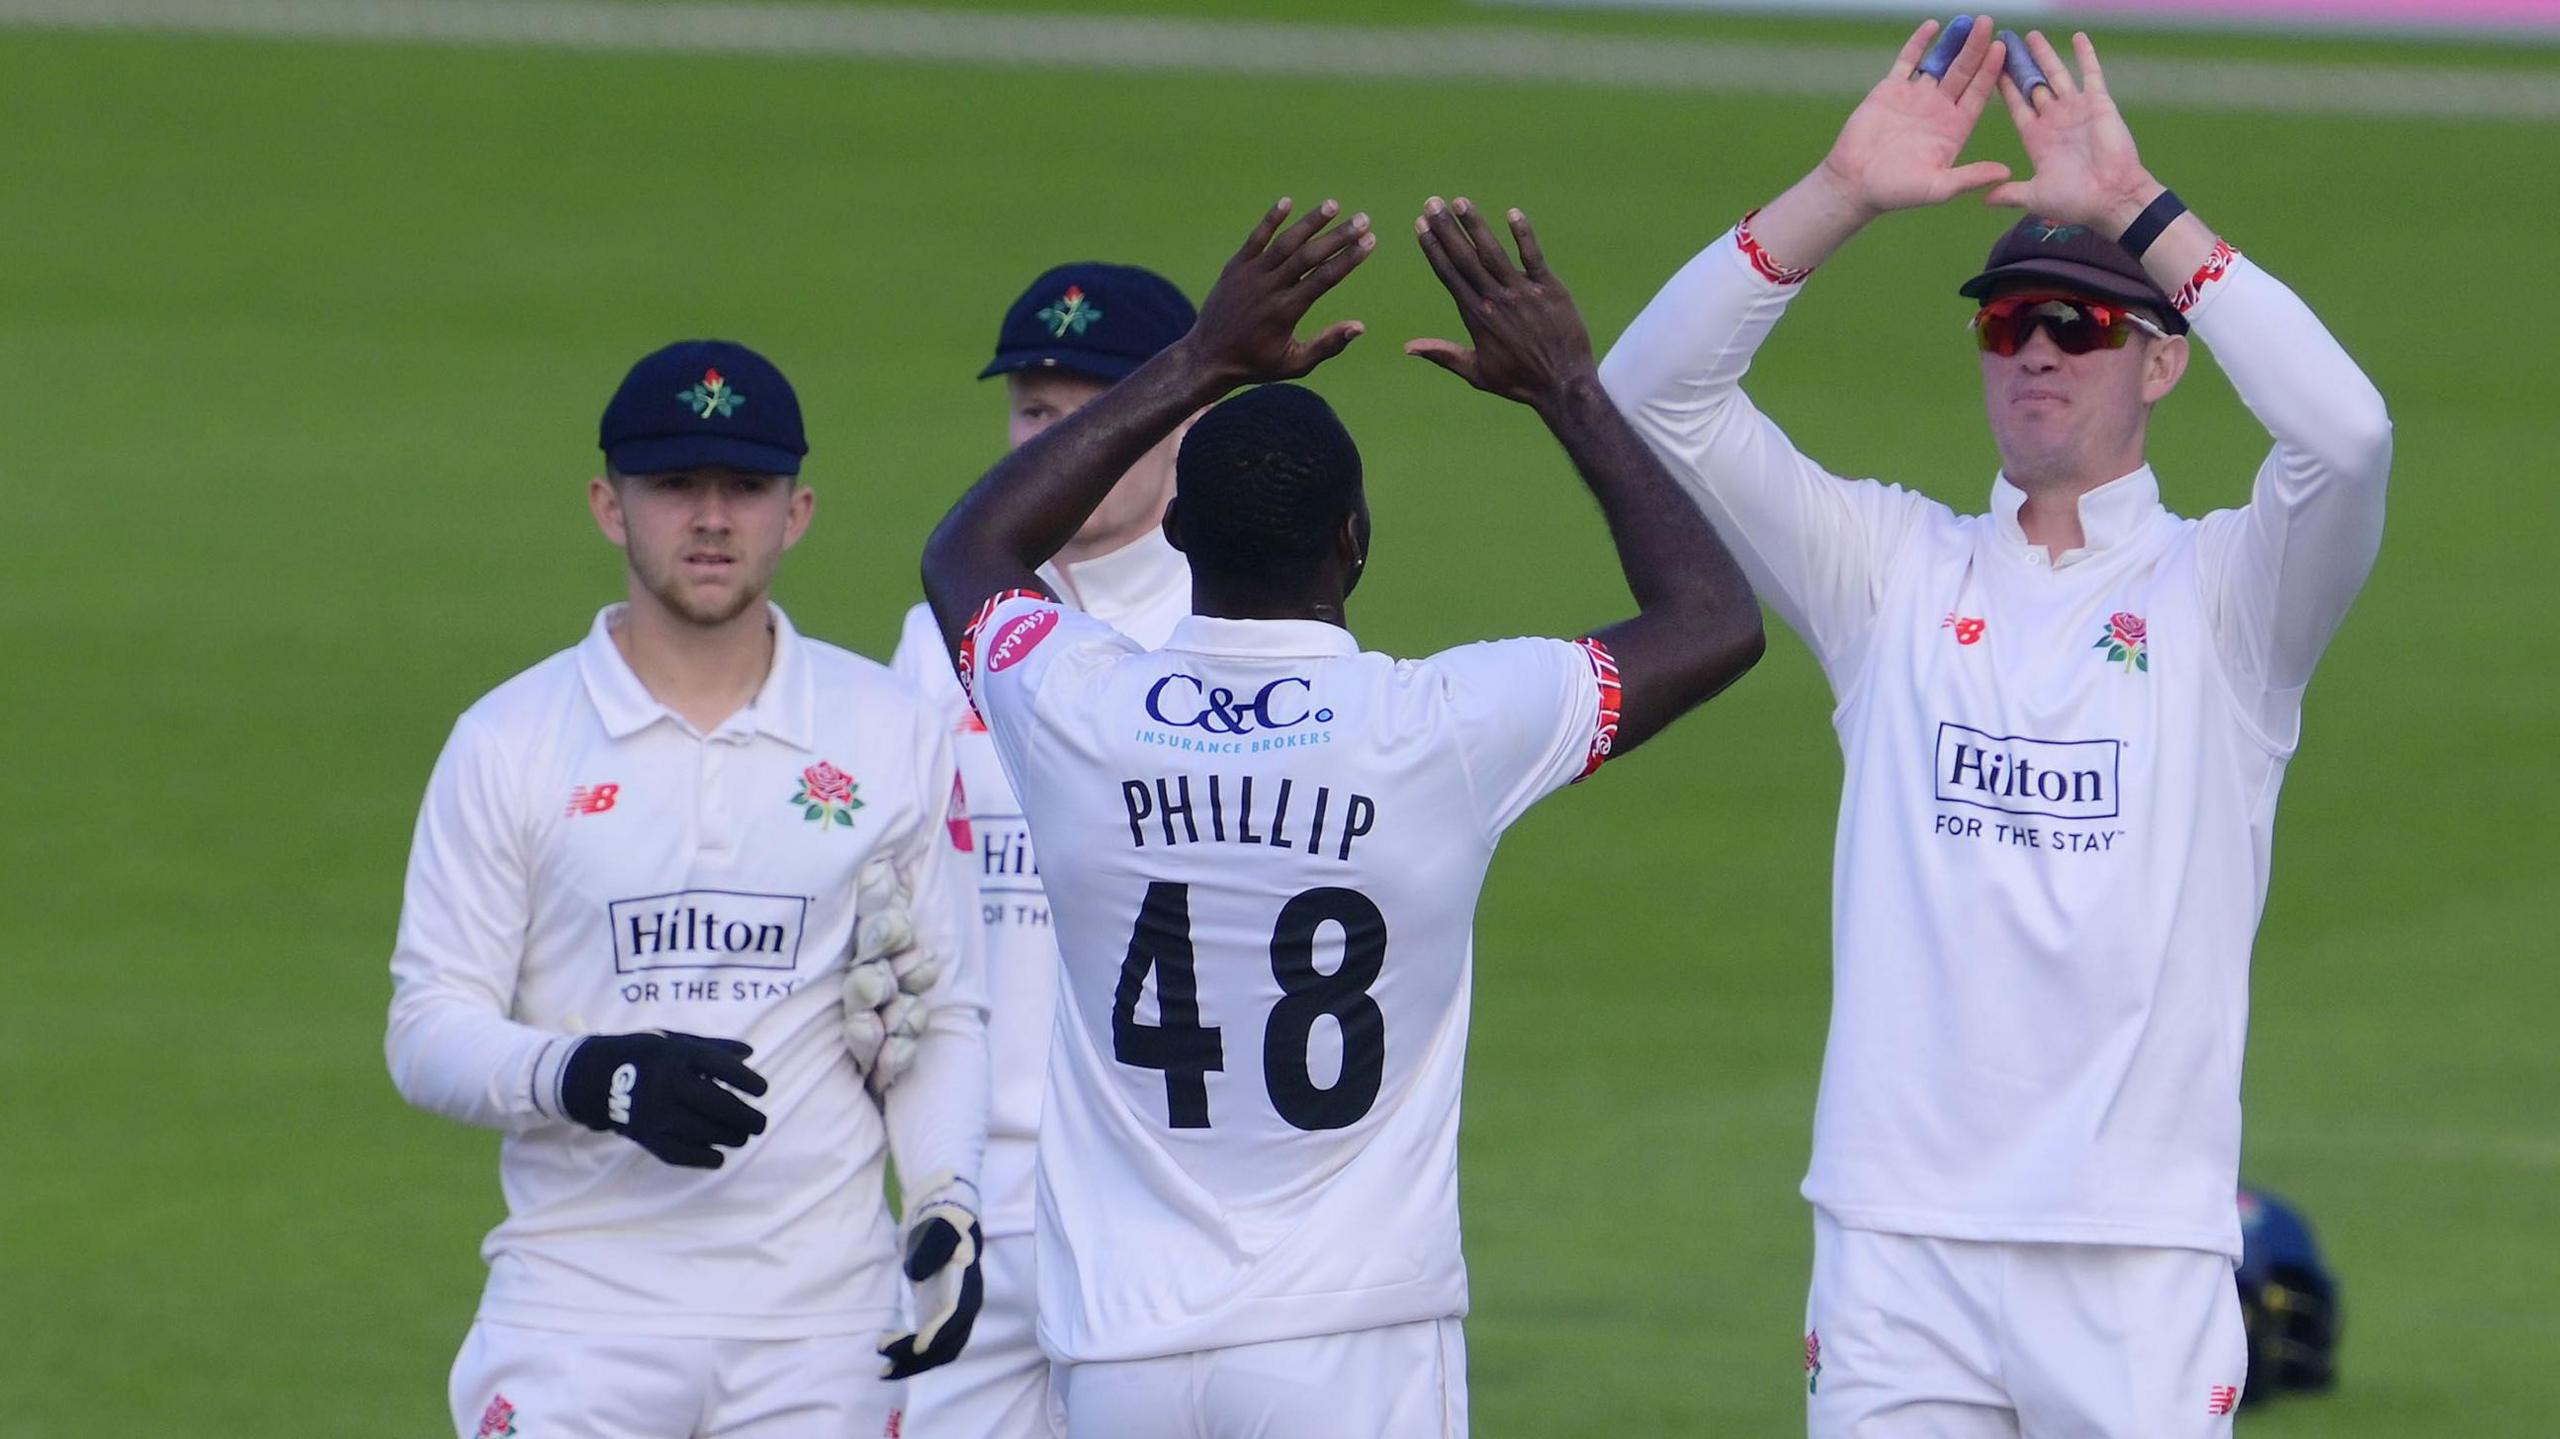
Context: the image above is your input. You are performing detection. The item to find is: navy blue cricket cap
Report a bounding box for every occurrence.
[600,339,808,477]
[980,262,1196,383]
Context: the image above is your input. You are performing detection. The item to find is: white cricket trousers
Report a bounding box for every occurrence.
[1805,1209,2247,1439]
[905,1232,1060,1438]
[1056,1317,1467,1439]
[448,1320,906,1439]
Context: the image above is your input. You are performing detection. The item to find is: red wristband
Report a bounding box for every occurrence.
[2173,238,2238,314]
[1737,209,1814,287]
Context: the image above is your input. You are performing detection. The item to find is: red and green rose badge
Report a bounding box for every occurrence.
[792,761,863,829]
[2094,611,2149,673]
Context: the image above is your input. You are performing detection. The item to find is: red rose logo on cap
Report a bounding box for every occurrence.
[678,367,745,420]
[792,761,863,829]
[987,609,1059,673]
[1036,285,1102,338]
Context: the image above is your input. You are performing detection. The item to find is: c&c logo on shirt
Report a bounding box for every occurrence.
[1933,722,2122,822]
[986,609,1058,673]
[608,889,809,974]
[1144,675,1333,735]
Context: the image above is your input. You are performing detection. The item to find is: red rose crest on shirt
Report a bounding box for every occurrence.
[792,761,864,829]
[475,1395,519,1439]
[2094,611,2149,673]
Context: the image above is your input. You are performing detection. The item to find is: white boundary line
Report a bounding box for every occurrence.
[3,0,2555,122]
[1478,0,2560,49]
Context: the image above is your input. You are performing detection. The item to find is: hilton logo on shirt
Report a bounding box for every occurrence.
[608,889,808,974]
[1933,722,2121,821]
[974,814,1042,897]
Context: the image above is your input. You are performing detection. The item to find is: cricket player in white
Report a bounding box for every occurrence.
[893,261,1198,1439]
[920,197,1766,1437]
[1599,19,2391,1436]
[387,339,992,1439]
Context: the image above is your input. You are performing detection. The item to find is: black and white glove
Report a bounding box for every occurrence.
[559,1031,770,1169]
[877,1178,984,1379]
[844,855,945,1097]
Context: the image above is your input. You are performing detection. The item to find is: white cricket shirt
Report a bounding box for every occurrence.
[386,604,988,1337]
[961,596,1618,1362]
[892,528,1193,1239]
[1600,231,2390,1257]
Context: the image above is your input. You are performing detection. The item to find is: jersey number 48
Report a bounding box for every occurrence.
[1112,881,1385,1132]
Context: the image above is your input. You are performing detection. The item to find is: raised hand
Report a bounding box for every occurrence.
[1816,15,2013,219]
[1181,198,1375,388]
[1984,31,2162,233]
[1406,198,1593,413]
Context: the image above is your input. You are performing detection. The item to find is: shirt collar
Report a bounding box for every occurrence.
[1990,465,2163,563]
[575,602,816,749]
[1039,528,1190,626]
[1166,614,1362,658]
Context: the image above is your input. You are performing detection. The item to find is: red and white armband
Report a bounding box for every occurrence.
[1573,637,1624,783]
[954,588,1050,718]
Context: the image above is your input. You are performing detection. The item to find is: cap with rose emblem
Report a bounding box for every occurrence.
[600,339,809,477]
[1959,215,2187,335]
[979,262,1197,382]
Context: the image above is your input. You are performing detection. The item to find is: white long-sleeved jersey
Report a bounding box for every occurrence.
[1601,231,2389,1257]
[962,597,1619,1363]
[891,529,1191,1239]
[386,604,988,1337]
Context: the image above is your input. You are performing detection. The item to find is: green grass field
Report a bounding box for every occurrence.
[4,2,2555,1432]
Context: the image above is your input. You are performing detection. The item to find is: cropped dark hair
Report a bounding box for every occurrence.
[1172,384,1364,576]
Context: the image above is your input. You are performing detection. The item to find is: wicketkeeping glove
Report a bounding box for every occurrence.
[559,1030,770,1169]
[843,855,945,1096]
[877,1178,985,1379]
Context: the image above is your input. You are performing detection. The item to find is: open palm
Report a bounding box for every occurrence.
[1819,16,2012,216]
[1985,30,2158,230]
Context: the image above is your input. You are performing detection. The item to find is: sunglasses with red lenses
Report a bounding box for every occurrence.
[1971,295,2169,357]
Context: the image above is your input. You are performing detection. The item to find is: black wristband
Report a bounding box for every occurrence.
[2119,189,2186,259]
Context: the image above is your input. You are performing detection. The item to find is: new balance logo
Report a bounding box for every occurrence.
[2207,1384,2240,1415]
[567,783,620,816]
[607,1063,636,1125]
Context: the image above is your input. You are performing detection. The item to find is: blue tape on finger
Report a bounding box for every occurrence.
[1916,15,1972,80]
[1999,30,2051,94]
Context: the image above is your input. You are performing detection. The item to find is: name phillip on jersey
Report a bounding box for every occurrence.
[1120,773,1377,862]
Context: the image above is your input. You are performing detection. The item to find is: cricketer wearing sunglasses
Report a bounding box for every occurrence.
[1601,16,2388,1439]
